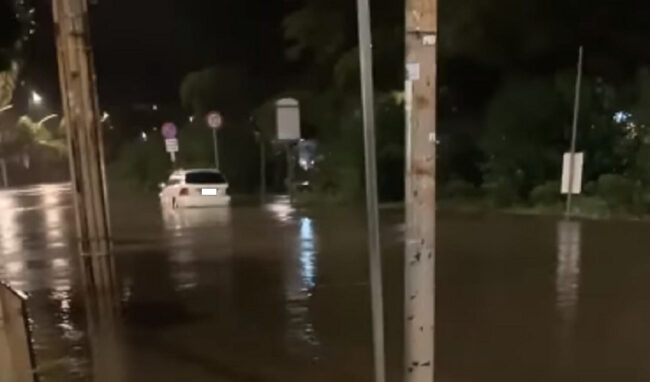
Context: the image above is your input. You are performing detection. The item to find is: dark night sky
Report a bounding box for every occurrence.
[24,0,287,109]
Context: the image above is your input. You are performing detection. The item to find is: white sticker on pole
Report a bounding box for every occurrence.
[422,34,437,46]
[404,80,414,112]
[165,138,179,153]
[406,63,420,81]
[276,98,301,141]
[561,152,584,195]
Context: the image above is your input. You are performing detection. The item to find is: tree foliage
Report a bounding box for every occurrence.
[180,66,253,121]
[0,0,20,72]
[163,0,650,209]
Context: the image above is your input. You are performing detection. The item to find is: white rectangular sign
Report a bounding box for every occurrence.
[276,98,301,141]
[165,138,179,153]
[561,152,584,195]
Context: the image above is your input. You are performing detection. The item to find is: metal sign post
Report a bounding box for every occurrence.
[276,98,301,200]
[162,122,178,164]
[206,111,223,170]
[355,0,386,381]
[165,139,179,163]
[561,152,584,196]
[565,47,584,218]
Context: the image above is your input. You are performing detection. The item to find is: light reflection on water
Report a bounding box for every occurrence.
[50,284,83,342]
[555,220,582,376]
[299,217,316,289]
[269,197,321,360]
[265,196,295,223]
[556,220,581,321]
[161,206,234,293]
[0,195,20,255]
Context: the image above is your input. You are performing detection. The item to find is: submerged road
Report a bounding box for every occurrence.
[1,184,650,381]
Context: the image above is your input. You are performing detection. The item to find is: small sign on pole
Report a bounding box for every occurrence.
[205,111,223,169]
[206,111,223,130]
[162,122,179,163]
[161,122,177,139]
[165,138,179,163]
[276,98,301,141]
[561,152,584,195]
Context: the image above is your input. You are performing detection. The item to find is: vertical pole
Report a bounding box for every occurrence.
[286,143,294,201]
[405,0,437,381]
[355,0,386,382]
[212,128,220,170]
[53,0,110,259]
[260,139,266,202]
[0,159,7,188]
[565,46,584,218]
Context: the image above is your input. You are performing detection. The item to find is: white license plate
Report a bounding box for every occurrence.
[201,188,218,196]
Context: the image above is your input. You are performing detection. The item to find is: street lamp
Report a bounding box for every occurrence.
[31,91,43,106]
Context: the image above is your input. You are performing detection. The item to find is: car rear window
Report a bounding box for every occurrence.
[185,171,226,184]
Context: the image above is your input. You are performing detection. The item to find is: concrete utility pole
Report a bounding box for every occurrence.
[405,0,437,380]
[52,0,111,258]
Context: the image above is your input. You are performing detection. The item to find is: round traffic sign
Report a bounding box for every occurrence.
[206,111,223,130]
[161,122,177,139]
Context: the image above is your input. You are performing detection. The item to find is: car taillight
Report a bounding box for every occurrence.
[179,188,189,196]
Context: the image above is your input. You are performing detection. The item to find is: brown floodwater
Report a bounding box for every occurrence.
[1,184,650,381]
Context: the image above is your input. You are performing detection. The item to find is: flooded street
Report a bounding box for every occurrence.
[2,184,650,381]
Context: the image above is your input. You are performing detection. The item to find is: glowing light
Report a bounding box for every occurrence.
[31,91,43,105]
[614,111,632,124]
[141,131,148,141]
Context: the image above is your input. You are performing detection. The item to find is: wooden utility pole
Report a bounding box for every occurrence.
[405,0,437,381]
[52,0,111,258]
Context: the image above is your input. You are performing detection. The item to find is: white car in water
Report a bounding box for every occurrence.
[159,169,231,208]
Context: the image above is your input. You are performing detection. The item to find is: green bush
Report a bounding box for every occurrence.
[583,181,597,195]
[441,179,478,199]
[483,178,519,207]
[530,181,561,206]
[597,174,644,214]
[572,196,610,218]
[111,138,169,190]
